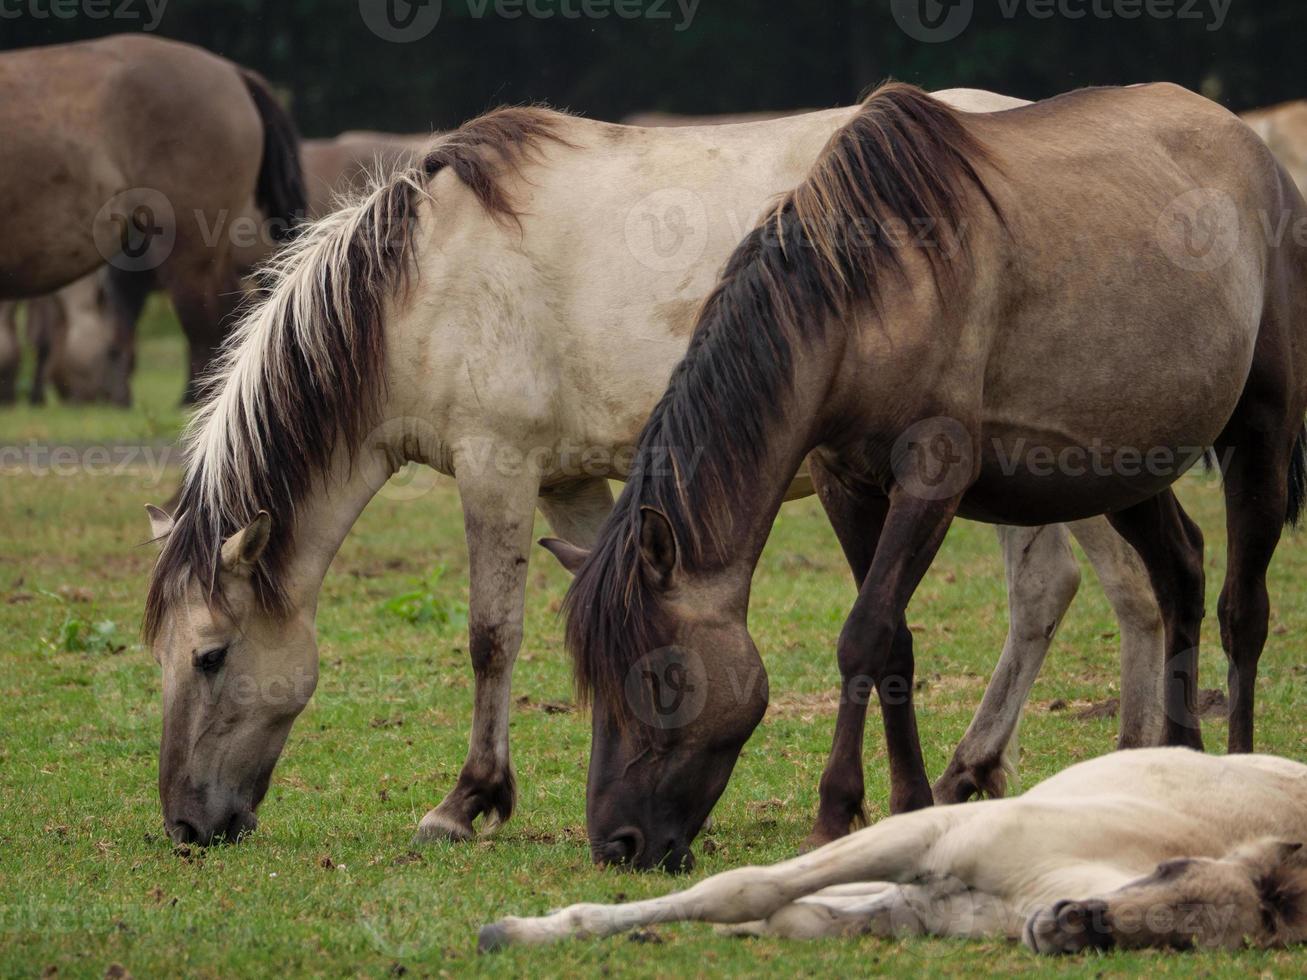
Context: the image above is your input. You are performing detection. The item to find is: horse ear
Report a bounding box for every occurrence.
[221,512,272,573]
[539,538,590,576]
[638,506,678,588]
[145,504,174,543]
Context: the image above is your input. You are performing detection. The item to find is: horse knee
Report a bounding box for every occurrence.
[469,620,525,675]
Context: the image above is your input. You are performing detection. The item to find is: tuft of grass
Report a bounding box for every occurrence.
[1,307,1305,977]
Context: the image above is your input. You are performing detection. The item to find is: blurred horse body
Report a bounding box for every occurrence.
[17,131,428,406]
[0,34,305,402]
[1243,101,1307,195]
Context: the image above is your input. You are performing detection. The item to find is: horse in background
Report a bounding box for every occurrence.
[0,34,305,404]
[8,131,429,407]
[1243,101,1307,195]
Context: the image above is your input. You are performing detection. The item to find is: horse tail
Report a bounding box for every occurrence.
[239,69,308,240]
[1287,423,1307,528]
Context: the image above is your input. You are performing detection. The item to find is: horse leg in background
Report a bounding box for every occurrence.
[808,459,964,846]
[1215,401,1299,753]
[1069,517,1165,748]
[536,477,615,548]
[415,463,541,843]
[100,266,155,407]
[933,524,1081,804]
[26,303,50,407]
[0,301,18,404]
[1104,489,1206,750]
[479,804,963,950]
[160,257,244,404]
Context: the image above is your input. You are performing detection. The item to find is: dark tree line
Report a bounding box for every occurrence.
[0,1,1301,136]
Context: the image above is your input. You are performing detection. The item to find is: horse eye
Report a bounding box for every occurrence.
[1156,859,1193,880]
[194,647,229,674]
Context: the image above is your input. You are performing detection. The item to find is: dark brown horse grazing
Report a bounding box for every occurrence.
[553,83,1307,871]
[0,34,305,402]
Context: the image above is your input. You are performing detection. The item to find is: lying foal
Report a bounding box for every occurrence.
[480,749,1307,954]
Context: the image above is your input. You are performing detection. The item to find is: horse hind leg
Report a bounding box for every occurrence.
[1214,413,1300,754]
[935,524,1080,804]
[0,302,18,404]
[1069,516,1166,748]
[1103,489,1206,751]
[415,462,539,844]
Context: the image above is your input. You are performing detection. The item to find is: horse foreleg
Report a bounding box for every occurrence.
[415,464,539,843]
[809,463,964,846]
[1104,490,1205,750]
[1069,516,1165,749]
[934,524,1080,804]
[479,805,962,950]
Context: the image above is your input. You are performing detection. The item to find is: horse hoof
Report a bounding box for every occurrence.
[477,922,511,954]
[413,810,475,846]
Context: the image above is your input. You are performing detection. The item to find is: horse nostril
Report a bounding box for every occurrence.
[168,820,199,846]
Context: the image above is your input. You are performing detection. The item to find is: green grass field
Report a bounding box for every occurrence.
[1,306,1305,978]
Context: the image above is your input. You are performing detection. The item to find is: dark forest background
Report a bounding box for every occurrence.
[0,0,1303,136]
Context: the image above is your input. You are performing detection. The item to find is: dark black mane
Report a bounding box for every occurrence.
[563,83,1001,723]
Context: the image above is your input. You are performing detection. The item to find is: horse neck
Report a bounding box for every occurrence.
[688,341,840,589]
[279,446,391,615]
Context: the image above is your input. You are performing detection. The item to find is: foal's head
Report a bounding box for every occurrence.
[545,507,769,873]
[1026,839,1307,954]
[144,506,317,846]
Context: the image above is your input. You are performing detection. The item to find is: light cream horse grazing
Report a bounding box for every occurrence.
[141,91,1161,847]
[480,748,1307,955]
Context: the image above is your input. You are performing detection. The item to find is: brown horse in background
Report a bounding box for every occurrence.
[0,34,305,403]
[7,130,427,407]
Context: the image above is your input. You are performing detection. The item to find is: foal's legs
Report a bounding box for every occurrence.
[1104,490,1206,750]
[479,804,964,950]
[416,465,540,843]
[809,465,962,846]
[1069,517,1165,748]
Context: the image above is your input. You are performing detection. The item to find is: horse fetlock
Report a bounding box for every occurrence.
[933,756,1009,805]
[415,766,517,844]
